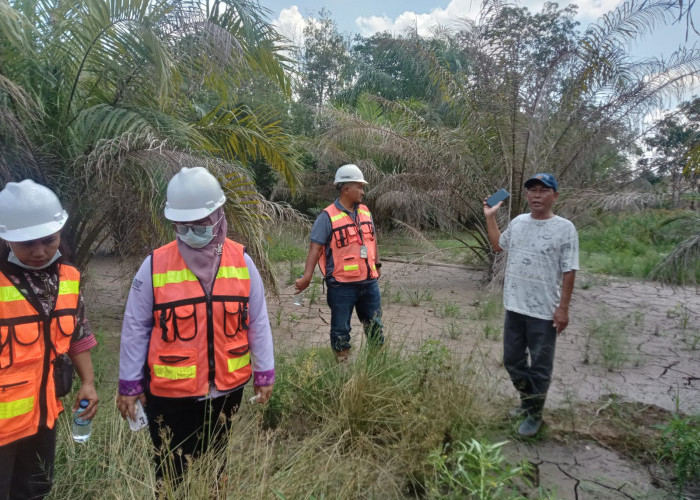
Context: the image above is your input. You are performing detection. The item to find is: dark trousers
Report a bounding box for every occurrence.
[145,387,244,481]
[0,426,56,500]
[503,310,557,416]
[326,279,384,352]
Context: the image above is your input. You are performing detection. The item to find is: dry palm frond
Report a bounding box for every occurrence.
[557,189,659,218]
[0,109,42,184]
[648,232,700,286]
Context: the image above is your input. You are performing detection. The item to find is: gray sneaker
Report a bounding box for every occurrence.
[518,415,543,437]
[507,406,528,419]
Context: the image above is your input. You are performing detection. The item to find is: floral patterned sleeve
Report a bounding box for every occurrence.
[68,291,97,356]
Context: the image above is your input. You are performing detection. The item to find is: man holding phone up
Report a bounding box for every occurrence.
[483,173,579,437]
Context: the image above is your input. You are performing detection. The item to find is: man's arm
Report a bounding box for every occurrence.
[553,270,576,334]
[483,199,504,252]
[295,242,323,293]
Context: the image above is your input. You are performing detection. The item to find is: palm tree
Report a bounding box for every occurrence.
[0,0,301,284]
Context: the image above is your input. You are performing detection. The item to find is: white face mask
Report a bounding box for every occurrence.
[176,226,215,249]
[8,249,62,270]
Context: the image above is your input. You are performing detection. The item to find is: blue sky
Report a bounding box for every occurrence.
[262,0,697,81]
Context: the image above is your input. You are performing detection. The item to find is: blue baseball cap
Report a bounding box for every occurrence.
[524,173,558,192]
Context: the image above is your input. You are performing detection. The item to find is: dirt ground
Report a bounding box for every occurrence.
[82,255,699,499]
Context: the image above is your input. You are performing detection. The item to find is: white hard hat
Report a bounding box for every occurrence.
[0,180,68,242]
[164,167,226,222]
[334,164,367,186]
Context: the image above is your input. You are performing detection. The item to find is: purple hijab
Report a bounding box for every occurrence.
[175,206,228,293]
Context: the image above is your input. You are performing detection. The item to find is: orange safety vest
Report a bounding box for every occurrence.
[0,264,79,447]
[319,203,379,283]
[148,239,252,398]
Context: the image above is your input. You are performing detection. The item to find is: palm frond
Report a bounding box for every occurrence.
[648,232,700,286]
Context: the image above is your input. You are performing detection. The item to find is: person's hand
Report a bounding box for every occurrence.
[73,382,99,420]
[117,393,147,421]
[483,198,503,218]
[553,306,569,334]
[295,275,311,294]
[253,385,273,404]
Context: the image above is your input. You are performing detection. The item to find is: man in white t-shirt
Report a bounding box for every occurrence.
[483,173,579,437]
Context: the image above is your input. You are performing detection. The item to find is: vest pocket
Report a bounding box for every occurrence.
[0,371,36,438]
[223,301,248,338]
[151,349,197,393]
[9,324,43,367]
[225,343,250,374]
[361,223,375,241]
[54,315,76,338]
[157,305,198,342]
[340,256,362,278]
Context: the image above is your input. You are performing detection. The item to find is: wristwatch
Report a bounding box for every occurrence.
[376,263,382,269]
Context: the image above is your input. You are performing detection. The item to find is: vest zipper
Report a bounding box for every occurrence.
[206,293,215,384]
[39,321,51,428]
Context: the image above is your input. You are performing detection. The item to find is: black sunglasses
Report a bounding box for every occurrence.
[174,224,210,236]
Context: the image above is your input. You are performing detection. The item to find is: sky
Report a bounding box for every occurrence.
[262,0,698,107]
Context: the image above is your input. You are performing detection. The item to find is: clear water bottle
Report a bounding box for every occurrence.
[293,275,305,306]
[293,289,305,306]
[72,399,92,443]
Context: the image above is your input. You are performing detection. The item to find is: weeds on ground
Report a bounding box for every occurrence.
[426,439,530,499]
[407,287,433,306]
[439,301,460,318]
[444,320,464,339]
[286,263,304,285]
[657,413,700,498]
[470,295,502,321]
[265,230,308,263]
[484,323,501,340]
[667,303,700,349]
[583,309,637,371]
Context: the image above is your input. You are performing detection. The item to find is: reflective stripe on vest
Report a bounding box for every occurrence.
[0,264,80,447]
[153,364,196,380]
[228,352,250,373]
[0,397,34,420]
[148,239,252,398]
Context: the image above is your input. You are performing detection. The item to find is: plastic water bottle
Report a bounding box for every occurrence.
[72,399,92,443]
[293,275,305,306]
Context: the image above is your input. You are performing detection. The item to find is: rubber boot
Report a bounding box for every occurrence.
[518,395,545,437]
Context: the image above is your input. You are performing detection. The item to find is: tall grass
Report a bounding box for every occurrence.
[579,210,695,280]
[49,342,530,499]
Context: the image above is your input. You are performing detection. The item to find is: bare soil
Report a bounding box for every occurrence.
[82,255,700,499]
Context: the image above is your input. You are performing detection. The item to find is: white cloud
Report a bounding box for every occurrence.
[354,0,626,37]
[273,5,305,46]
[355,0,481,36]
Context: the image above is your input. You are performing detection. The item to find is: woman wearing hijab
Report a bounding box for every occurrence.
[0,180,98,499]
[115,167,274,480]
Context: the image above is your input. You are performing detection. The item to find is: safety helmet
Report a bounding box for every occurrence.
[164,166,226,222]
[0,180,68,242]
[334,164,367,186]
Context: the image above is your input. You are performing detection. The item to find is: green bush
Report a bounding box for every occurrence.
[579,210,694,279]
[658,413,700,497]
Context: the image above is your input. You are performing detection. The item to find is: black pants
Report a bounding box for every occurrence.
[0,426,56,500]
[503,310,557,416]
[145,388,244,481]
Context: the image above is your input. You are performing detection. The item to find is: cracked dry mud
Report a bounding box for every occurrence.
[84,256,699,499]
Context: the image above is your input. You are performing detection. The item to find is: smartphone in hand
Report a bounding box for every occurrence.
[486,188,510,207]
